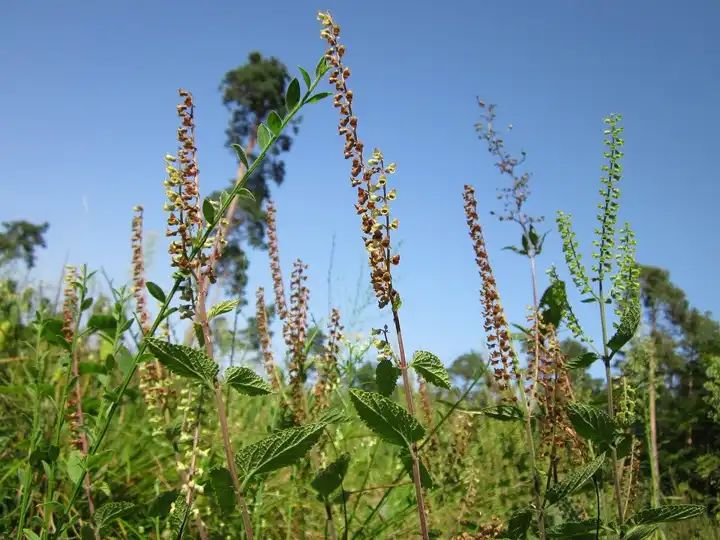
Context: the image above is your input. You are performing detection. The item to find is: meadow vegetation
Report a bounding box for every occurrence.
[1,11,719,540]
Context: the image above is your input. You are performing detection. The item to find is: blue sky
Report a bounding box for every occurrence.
[2,1,719,375]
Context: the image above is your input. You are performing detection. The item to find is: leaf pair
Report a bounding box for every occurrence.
[145,339,272,396]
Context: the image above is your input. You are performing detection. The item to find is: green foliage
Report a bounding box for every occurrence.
[349,389,425,446]
[208,467,235,516]
[607,295,641,354]
[545,453,605,506]
[567,403,615,447]
[224,366,273,396]
[94,501,135,531]
[234,423,326,486]
[311,453,350,497]
[145,338,218,384]
[145,281,166,303]
[207,299,240,320]
[410,351,451,390]
[627,504,706,526]
[0,220,49,269]
[375,359,400,396]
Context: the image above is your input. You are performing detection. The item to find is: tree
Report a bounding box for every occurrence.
[209,52,301,301]
[0,220,49,269]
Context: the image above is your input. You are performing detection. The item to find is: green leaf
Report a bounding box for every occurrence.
[23,530,41,540]
[411,351,451,389]
[147,490,178,518]
[505,507,533,539]
[348,389,425,447]
[231,143,249,169]
[475,404,524,422]
[167,494,189,538]
[311,453,350,497]
[628,504,705,526]
[145,338,218,384]
[607,296,640,353]
[375,359,400,396]
[202,198,216,224]
[235,423,326,486]
[81,297,93,311]
[267,110,282,135]
[623,524,660,540]
[315,55,328,76]
[224,366,272,396]
[257,123,272,150]
[146,282,166,303]
[567,403,615,446]
[566,352,599,370]
[95,501,135,531]
[207,299,240,320]
[305,91,333,104]
[545,453,605,506]
[298,66,311,88]
[208,467,235,516]
[546,519,601,537]
[237,187,256,202]
[539,279,567,328]
[285,78,301,110]
[399,448,434,489]
[87,314,117,335]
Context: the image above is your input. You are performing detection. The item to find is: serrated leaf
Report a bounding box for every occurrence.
[375,359,400,396]
[257,123,272,150]
[298,66,311,88]
[145,338,218,384]
[146,281,166,303]
[628,504,705,526]
[207,299,240,320]
[505,507,533,539]
[475,404,524,422]
[546,453,605,506]
[566,352,599,370]
[539,279,568,328]
[607,296,640,353]
[208,467,235,516]
[202,198,216,224]
[311,453,350,497]
[231,143,249,169]
[411,351,451,390]
[305,91,332,104]
[95,501,135,530]
[399,448,433,489]
[235,423,326,486]
[285,78,301,110]
[567,403,615,445]
[348,389,424,446]
[267,110,282,135]
[546,519,601,537]
[623,524,660,540]
[167,494,189,538]
[224,366,272,396]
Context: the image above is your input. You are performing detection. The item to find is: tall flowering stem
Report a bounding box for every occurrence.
[313,308,344,414]
[266,199,288,321]
[256,287,281,391]
[318,11,429,538]
[285,259,310,423]
[462,185,545,538]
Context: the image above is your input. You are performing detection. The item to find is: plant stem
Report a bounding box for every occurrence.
[392,307,430,540]
[598,281,625,525]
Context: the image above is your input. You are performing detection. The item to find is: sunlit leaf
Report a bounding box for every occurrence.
[146,282,166,303]
[224,366,272,396]
[411,351,451,390]
[145,338,218,384]
[207,299,240,321]
[285,78,301,110]
[546,453,605,506]
[349,389,424,446]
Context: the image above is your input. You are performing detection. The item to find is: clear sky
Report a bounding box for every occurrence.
[2,1,719,374]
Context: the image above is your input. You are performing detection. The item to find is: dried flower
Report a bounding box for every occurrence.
[463,185,518,392]
[256,287,280,391]
[131,206,151,334]
[285,259,310,422]
[266,200,288,320]
[319,11,400,309]
[313,308,343,413]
